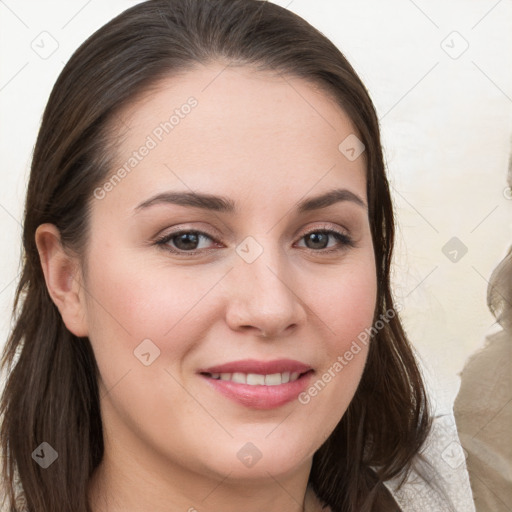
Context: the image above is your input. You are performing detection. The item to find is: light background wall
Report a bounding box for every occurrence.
[1,0,511,415]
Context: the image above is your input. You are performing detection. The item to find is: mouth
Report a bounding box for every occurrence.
[198,363,315,409]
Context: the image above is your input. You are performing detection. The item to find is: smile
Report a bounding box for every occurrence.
[200,370,314,409]
[202,371,305,385]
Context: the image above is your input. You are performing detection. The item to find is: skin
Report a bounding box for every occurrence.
[36,62,377,512]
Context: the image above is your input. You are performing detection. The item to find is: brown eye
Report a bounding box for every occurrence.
[304,231,330,250]
[172,232,201,251]
[298,229,355,253]
[155,230,218,254]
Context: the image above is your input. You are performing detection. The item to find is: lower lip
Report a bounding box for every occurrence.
[200,371,314,409]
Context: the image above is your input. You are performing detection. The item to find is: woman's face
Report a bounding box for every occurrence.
[80,62,376,486]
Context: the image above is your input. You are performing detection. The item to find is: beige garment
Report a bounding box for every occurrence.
[385,412,476,512]
[454,329,512,511]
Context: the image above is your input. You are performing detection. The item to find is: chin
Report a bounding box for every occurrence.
[202,435,314,481]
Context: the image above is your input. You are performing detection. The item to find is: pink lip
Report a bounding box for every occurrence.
[198,358,312,375]
[197,358,314,410]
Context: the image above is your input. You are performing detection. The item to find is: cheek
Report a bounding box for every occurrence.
[319,257,377,354]
[82,252,214,384]
[296,256,377,431]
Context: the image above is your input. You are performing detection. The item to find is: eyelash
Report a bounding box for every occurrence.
[154,225,355,256]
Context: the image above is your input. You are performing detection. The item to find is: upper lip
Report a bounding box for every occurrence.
[198,358,313,375]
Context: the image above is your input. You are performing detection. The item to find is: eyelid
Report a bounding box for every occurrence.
[301,223,349,237]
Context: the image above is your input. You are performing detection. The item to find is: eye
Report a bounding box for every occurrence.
[296,227,355,253]
[155,230,219,254]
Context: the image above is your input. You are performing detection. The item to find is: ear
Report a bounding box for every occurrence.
[35,223,89,337]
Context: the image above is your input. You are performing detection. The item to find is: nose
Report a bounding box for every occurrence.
[224,238,307,339]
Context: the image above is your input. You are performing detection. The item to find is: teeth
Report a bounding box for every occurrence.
[207,371,304,385]
[264,373,282,386]
[247,373,265,385]
[231,372,246,384]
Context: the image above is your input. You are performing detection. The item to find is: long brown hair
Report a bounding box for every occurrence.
[0,1,431,510]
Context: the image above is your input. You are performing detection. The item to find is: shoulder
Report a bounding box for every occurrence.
[384,413,476,512]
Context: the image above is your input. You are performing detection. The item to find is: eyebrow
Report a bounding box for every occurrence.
[134,187,367,214]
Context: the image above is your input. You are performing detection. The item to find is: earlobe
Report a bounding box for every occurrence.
[35,223,89,337]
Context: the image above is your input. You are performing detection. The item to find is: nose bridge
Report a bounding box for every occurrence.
[225,234,304,336]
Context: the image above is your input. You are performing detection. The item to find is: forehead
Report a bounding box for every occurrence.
[99,62,367,213]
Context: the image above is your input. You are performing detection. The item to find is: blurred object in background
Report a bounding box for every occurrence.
[454,139,512,512]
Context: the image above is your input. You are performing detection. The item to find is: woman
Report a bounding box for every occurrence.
[1,1,433,510]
